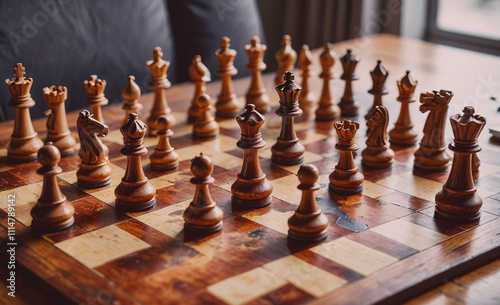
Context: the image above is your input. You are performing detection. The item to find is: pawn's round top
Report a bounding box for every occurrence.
[297,164,319,185]
[156,115,173,132]
[191,153,213,179]
[197,93,211,108]
[38,142,61,167]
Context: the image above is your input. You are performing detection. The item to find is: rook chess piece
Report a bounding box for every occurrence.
[362,106,394,168]
[389,71,419,146]
[193,94,219,139]
[275,35,297,86]
[366,60,389,120]
[150,115,179,171]
[245,36,270,113]
[122,75,143,125]
[188,55,211,123]
[298,45,315,109]
[315,43,340,121]
[339,49,360,116]
[84,75,108,124]
[215,36,241,118]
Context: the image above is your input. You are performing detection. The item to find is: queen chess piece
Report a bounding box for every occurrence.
[245,36,270,114]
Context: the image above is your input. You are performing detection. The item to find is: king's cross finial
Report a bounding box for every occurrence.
[284,71,294,82]
[14,63,26,84]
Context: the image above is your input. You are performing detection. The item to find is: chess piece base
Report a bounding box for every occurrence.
[315,105,341,122]
[288,210,328,243]
[298,91,316,109]
[183,202,224,234]
[246,93,270,114]
[115,179,156,211]
[231,194,272,208]
[388,125,418,147]
[361,146,394,169]
[414,145,451,171]
[31,198,75,232]
[184,223,223,235]
[77,162,112,189]
[193,122,219,139]
[150,149,179,172]
[146,112,175,137]
[231,173,273,208]
[271,139,305,166]
[151,163,179,172]
[329,166,364,195]
[7,136,44,163]
[435,187,482,222]
[46,134,76,157]
[288,229,327,243]
[215,95,242,118]
[329,183,363,195]
[339,99,359,117]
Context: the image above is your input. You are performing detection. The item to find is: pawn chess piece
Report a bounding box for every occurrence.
[245,36,270,113]
[122,75,143,125]
[366,60,389,120]
[193,94,219,139]
[183,153,223,234]
[188,55,211,123]
[5,63,43,163]
[298,45,315,109]
[362,106,394,168]
[414,90,453,171]
[271,71,305,165]
[76,110,112,188]
[150,115,179,171]
[329,120,364,195]
[43,86,76,156]
[84,75,108,124]
[288,164,328,243]
[275,35,297,86]
[115,113,156,211]
[435,106,486,222]
[146,47,174,136]
[389,71,419,146]
[215,36,241,118]
[339,49,360,117]
[315,43,340,121]
[231,104,273,208]
[31,142,74,232]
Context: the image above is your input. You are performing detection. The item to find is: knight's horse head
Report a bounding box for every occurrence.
[366,105,388,131]
[77,110,109,163]
[78,110,109,137]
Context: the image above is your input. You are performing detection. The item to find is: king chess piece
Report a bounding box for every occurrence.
[362,106,394,168]
[298,44,315,109]
[215,36,241,118]
[193,94,219,139]
[245,36,270,114]
[275,35,297,86]
[188,55,211,123]
[84,75,108,124]
[150,115,179,171]
[122,75,143,125]
[339,49,360,117]
[315,43,340,121]
[366,60,389,120]
[389,71,419,146]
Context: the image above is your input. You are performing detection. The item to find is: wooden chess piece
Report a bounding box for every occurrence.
[245,36,270,114]
[435,106,486,222]
[146,47,174,136]
[472,153,480,181]
[76,110,112,189]
[122,75,143,125]
[275,35,297,86]
[362,106,394,168]
[271,71,305,165]
[193,94,219,139]
[298,44,315,109]
[84,75,108,124]
[188,55,211,123]
[231,104,273,208]
[43,86,76,157]
[215,36,241,118]
[339,49,360,116]
[315,43,340,121]
[389,71,419,146]
[31,142,74,232]
[288,164,328,243]
[150,115,179,171]
[366,60,389,120]
[414,90,453,171]
[5,63,43,163]
[183,153,223,234]
[329,120,364,195]
[115,113,156,211]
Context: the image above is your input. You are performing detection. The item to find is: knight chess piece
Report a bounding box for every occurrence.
[193,94,219,139]
[435,106,486,222]
[215,36,241,118]
[31,142,74,232]
[389,71,419,146]
[188,55,211,123]
[122,75,143,125]
[366,60,389,120]
[245,36,270,114]
[84,75,108,124]
[43,86,76,156]
[298,44,315,109]
[315,43,340,121]
[339,49,360,116]
[275,35,297,86]
[150,115,179,171]
[5,63,43,163]
[362,106,394,168]
[76,110,112,189]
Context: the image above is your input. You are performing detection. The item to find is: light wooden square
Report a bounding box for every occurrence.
[270,174,302,205]
[210,152,243,170]
[375,171,442,202]
[244,209,293,236]
[135,200,190,239]
[0,182,42,209]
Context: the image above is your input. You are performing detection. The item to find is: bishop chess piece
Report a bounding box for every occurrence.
[366,60,389,120]
[362,106,394,168]
[122,75,143,125]
[76,110,112,188]
[150,115,179,171]
[271,71,305,165]
[329,120,364,195]
[5,63,43,163]
[288,164,328,243]
[183,153,223,234]
[339,49,360,117]
[389,71,419,146]
[115,113,156,211]
[245,36,270,114]
[435,106,486,222]
[193,94,219,139]
[414,90,453,171]
[84,75,108,124]
[275,35,297,86]
[188,55,211,123]
[43,86,76,156]
[231,104,273,208]
[298,44,315,109]
[315,43,340,121]
[146,47,174,136]
[31,142,74,232]
[215,36,241,118]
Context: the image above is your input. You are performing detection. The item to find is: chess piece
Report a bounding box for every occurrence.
[150,115,179,171]
[298,44,315,109]
[183,153,223,234]
[215,36,241,118]
[231,104,273,208]
[275,35,297,86]
[84,75,108,124]
[193,94,219,139]
[329,120,364,195]
[31,142,74,232]
[76,110,112,189]
[339,49,360,116]
[366,60,389,120]
[435,106,486,222]
[389,71,419,146]
[472,153,480,181]
[5,63,43,163]
[414,90,453,171]
[115,113,156,211]
[271,71,305,165]
[43,86,76,156]
[122,75,143,125]
[362,106,394,168]
[146,47,174,136]
[288,164,328,243]
[245,36,270,113]
[188,55,211,123]
[315,43,340,121]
